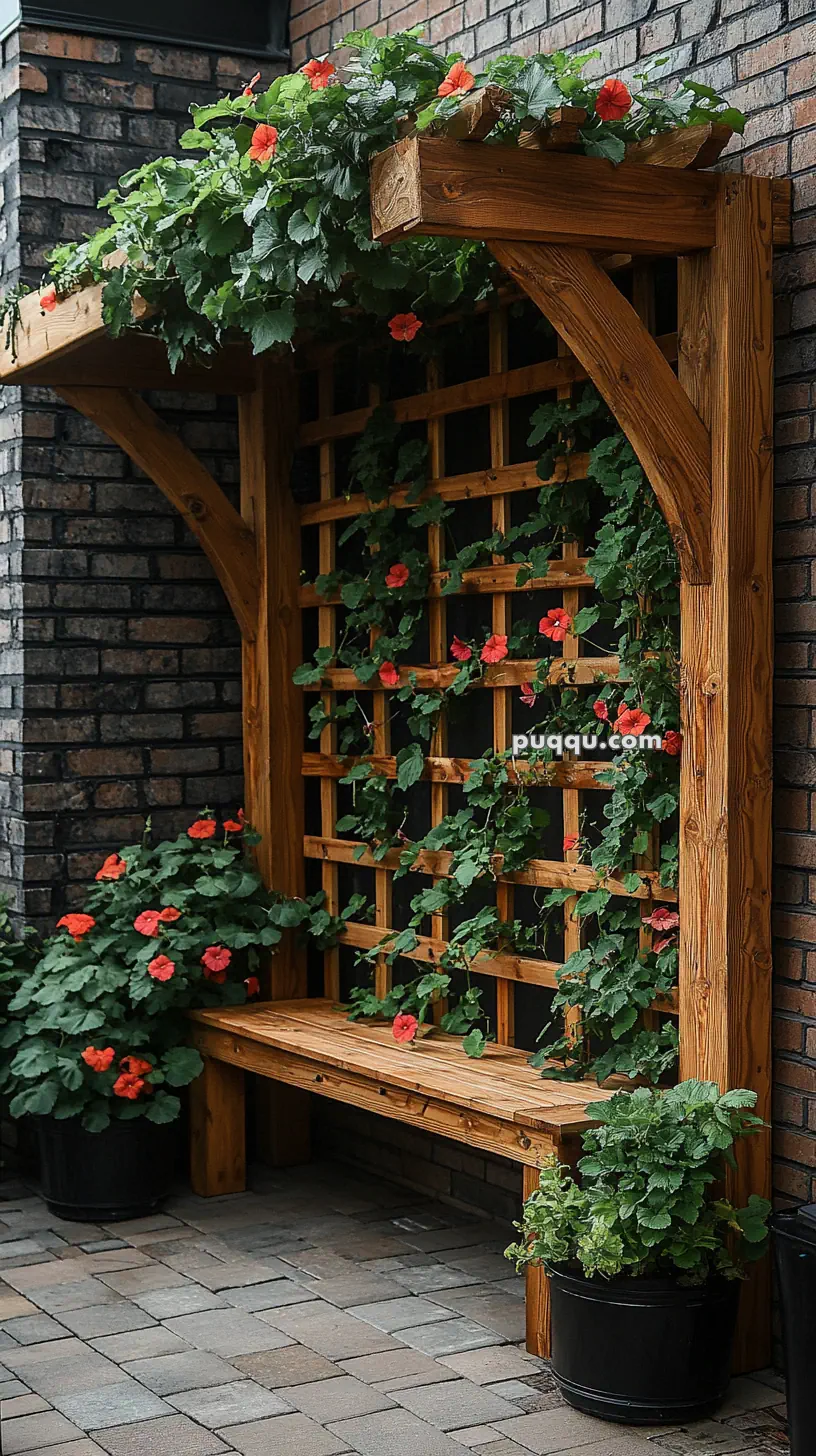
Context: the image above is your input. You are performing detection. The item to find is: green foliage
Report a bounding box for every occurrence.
[506,1081,771,1283]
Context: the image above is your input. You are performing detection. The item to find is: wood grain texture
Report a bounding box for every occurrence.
[315,656,622,692]
[59,387,259,641]
[300,557,594,607]
[625,122,733,170]
[519,106,587,152]
[22,335,257,393]
[489,241,712,584]
[0,278,108,382]
[189,1056,246,1196]
[523,1163,550,1357]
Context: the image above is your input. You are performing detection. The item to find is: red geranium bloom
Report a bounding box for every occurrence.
[595,77,632,121]
[188,818,216,840]
[95,853,126,881]
[593,699,610,722]
[40,284,57,313]
[540,607,572,642]
[662,730,683,757]
[302,57,336,89]
[388,312,422,342]
[385,562,410,589]
[201,945,231,983]
[148,954,175,982]
[614,704,652,737]
[481,634,508,665]
[245,975,261,997]
[223,819,243,833]
[248,123,278,162]
[450,636,472,662]
[120,1055,153,1076]
[134,909,161,937]
[519,682,537,707]
[57,913,95,941]
[242,70,261,95]
[113,1072,147,1100]
[393,1012,419,1044]
[158,906,181,924]
[437,60,475,98]
[81,1046,114,1072]
[644,906,680,932]
[653,936,673,954]
[378,661,400,687]
[563,834,579,853]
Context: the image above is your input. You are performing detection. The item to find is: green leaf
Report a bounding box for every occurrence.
[463,1028,487,1058]
[179,129,214,151]
[196,211,246,257]
[162,1046,204,1087]
[250,303,296,354]
[395,743,425,791]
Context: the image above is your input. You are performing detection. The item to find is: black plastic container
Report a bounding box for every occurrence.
[38,1115,177,1222]
[772,1204,816,1456]
[548,1264,740,1424]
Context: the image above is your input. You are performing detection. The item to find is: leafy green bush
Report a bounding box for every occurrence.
[0,815,287,1131]
[506,1080,771,1283]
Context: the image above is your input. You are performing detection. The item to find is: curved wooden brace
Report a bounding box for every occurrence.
[489,241,712,585]
[58,386,259,641]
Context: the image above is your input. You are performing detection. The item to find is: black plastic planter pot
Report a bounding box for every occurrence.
[548,1264,740,1425]
[38,1115,178,1222]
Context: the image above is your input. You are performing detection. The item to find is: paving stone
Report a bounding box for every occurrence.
[101,1217,183,1240]
[78,1242,129,1255]
[0,1379,31,1398]
[286,1374,394,1421]
[0,1393,50,1417]
[440,1348,545,1385]
[715,1379,785,1418]
[339,1348,450,1386]
[1,1316,71,1345]
[262,1303,402,1359]
[279,1251,359,1280]
[398,1319,501,1358]
[0,1242,46,1260]
[162,1309,294,1357]
[167,1380,292,1429]
[476,1443,543,1455]
[2,1410,85,1453]
[131,1287,226,1320]
[428,1295,526,1344]
[189,1262,293,1291]
[51,1381,174,1431]
[402,1227,502,1255]
[328,1406,468,1455]
[121,1350,239,1396]
[97,1269,190,1298]
[491,1407,638,1453]
[450,1427,504,1447]
[348,1296,456,1333]
[395,1378,519,1430]
[2,1341,124,1398]
[89,1329,191,1363]
[28,1285,124,1316]
[5,1441,108,1456]
[0,1295,39,1320]
[220,1280,316,1312]
[391,1266,482,1295]
[444,1255,514,1282]
[231,1346,342,1389]
[309,1275,407,1310]
[484,1379,541,1401]
[91,1413,231,1456]
[56,1307,157,1340]
[223,1412,350,1456]
[647,1424,757,1455]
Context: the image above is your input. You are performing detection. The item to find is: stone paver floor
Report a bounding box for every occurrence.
[0,1161,788,1456]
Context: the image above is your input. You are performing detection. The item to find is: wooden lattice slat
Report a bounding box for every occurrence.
[318,364,340,1001]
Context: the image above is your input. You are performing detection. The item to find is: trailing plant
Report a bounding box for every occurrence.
[505,1080,771,1283]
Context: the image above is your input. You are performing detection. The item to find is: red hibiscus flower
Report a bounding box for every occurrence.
[81,1046,114,1072]
[201,945,231,983]
[242,70,261,95]
[245,975,261,997]
[148,954,175,982]
[520,682,537,707]
[614,704,652,737]
[662,730,683,757]
[248,123,278,162]
[378,661,400,687]
[393,1012,419,1044]
[593,699,609,722]
[95,853,126,881]
[388,312,422,342]
[385,562,410,589]
[134,910,161,937]
[481,634,508,664]
[540,607,572,642]
[437,60,475,98]
[40,284,57,313]
[223,818,243,833]
[450,636,472,662]
[302,57,336,89]
[644,906,680,932]
[57,913,95,941]
[188,818,216,840]
[120,1055,153,1077]
[113,1072,147,1100]
[563,834,579,853]
[595,78,632,121]
[158,906,181,924]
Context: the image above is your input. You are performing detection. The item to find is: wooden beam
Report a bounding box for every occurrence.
[300,558,594,607]
[24,335,256,393]
[189,1056,246,1196]
[435,84,510,141]
[58,387,260,641]
[0,278,109,382]
[625,121,733,170]
[314,656,622,692]
[302,753,613,790]
[489,242,712,585]
[519,107,587,151]
[370,136,720,253]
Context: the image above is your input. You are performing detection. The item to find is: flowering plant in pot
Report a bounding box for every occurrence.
[506,1080,771,1425]
[0,813,283,1219]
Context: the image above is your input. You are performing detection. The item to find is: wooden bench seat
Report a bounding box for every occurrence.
[187,998,613,1357]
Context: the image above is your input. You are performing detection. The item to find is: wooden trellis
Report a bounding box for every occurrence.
[0,135,789,1372]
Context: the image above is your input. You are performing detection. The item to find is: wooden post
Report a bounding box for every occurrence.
[190,1057,246,1196]
[523,1163,550,1357]
[677,176,774,1372]
[238,358,311,1167]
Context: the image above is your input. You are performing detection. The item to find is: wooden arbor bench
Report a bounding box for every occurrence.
[188,997,614,1353]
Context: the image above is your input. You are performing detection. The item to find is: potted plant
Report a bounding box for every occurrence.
[506,1079,771,1425]
[0,813,285,1220]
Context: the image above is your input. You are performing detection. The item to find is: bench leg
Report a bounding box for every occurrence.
[190,1056,246,1196]
[523,1164,551,1358]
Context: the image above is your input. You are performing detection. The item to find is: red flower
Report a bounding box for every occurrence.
[653,936,673,954]
[388,312,422,342]
[148,954,175,982]
[662,730,683,757]
[57,913,95,941]
[242,70,261,95]
[563,834,579,853]
[393,1012,419,1044]
[385,562,410,589]
[450,636,472,662]
[158,906,181,924]
[437,60,475,98]
[595,78,632,121]
[223,819,243,832]
[644,906,679,932]
[134,910,161,937]
[519,682,537,707]
[188,818,216,840]
[245,975,261,997]
[40,284,57,313]
[614,704,652,737]
[540,607,572,642]
[481,634,508,665]
[81,1046,114,1072]
[237,807,246,823]
[120,1055,152,1076]
[378,661,400,687]
[593,699,609,722]
[302,57,336,90]
[95,853,126,881]
[202,945,231,983]
[248,123,278,162]
[113,1072,147,1100]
